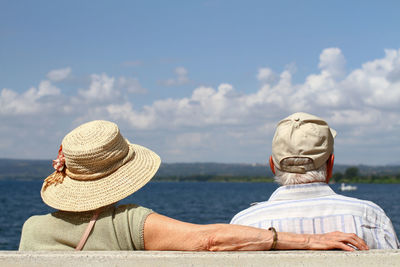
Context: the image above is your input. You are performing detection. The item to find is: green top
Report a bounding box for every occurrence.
[19,204,153,251]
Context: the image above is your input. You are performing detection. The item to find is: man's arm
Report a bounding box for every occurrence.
[144,213,369,251]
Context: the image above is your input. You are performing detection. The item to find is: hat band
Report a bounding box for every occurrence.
[66,145,135,181]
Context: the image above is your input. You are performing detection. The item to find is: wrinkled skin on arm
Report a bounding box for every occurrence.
[143,213,369,251]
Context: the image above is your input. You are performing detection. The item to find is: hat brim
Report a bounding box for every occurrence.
[41,142,161,212]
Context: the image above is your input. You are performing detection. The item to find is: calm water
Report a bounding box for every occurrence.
[1,180,400,250]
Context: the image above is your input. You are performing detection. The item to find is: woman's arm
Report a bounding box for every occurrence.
[143,213,369,251]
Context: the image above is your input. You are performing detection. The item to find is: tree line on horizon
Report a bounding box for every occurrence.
[1,159,400,183]
[153,166,400,184]
[331,167,400,184]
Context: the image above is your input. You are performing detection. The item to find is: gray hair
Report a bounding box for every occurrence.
[274,158,327,185]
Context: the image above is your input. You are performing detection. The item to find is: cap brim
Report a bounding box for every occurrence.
[330,128,337,138]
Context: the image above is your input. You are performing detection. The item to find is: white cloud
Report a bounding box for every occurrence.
[0,80,60,115]
[257,67,277,84]
[107,47,400,163]
[46,67,71,82]
[160,67,190,86]
[2,48,400,164]
[78,73,118,102]
[118,77,147,94]
[318,47,346,79]
[38,80,61,96]
[106,102,155,129]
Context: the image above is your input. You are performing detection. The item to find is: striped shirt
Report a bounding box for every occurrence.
[230,183,399,249]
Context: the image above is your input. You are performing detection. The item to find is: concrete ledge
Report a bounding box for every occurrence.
[1,250,399,267]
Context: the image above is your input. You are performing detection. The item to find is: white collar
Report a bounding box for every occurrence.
[268,183,336,201]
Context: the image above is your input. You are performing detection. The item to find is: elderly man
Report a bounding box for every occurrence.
[231,112,399,249]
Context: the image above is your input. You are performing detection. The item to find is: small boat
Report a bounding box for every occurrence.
[340,183,357,191]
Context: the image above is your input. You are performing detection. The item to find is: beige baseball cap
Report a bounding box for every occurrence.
[272,112,336,173]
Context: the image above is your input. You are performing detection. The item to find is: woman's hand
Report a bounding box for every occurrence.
[276,231,369,251]
[305,231,369,251]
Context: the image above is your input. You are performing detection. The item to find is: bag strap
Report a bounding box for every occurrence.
[75,209,102,251]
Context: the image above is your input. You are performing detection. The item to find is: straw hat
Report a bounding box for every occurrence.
[41,120,161,212]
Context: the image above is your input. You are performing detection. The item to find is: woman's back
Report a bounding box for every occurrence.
[19,204,152,251]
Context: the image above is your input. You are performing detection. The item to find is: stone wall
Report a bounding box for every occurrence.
[1,250,399,267]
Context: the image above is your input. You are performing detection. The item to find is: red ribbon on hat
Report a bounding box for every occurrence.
[52,145,65,172]
[43,145,66,190]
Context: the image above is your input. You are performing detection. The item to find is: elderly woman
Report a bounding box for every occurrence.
[19,120,368,251]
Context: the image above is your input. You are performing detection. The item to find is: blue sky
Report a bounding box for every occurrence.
[1,0,400,165]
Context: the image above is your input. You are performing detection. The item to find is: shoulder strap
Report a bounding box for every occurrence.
[75,209,102,251]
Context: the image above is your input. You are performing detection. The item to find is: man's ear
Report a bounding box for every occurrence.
[269,156,275,175]
[326,154,335,182]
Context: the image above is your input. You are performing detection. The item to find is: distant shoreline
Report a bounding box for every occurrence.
[1,158,400,183]
[2,175,400,184]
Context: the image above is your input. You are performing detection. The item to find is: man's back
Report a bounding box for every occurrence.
[231,183,399,249]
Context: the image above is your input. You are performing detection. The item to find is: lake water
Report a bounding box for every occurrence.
[1,180,400,250]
